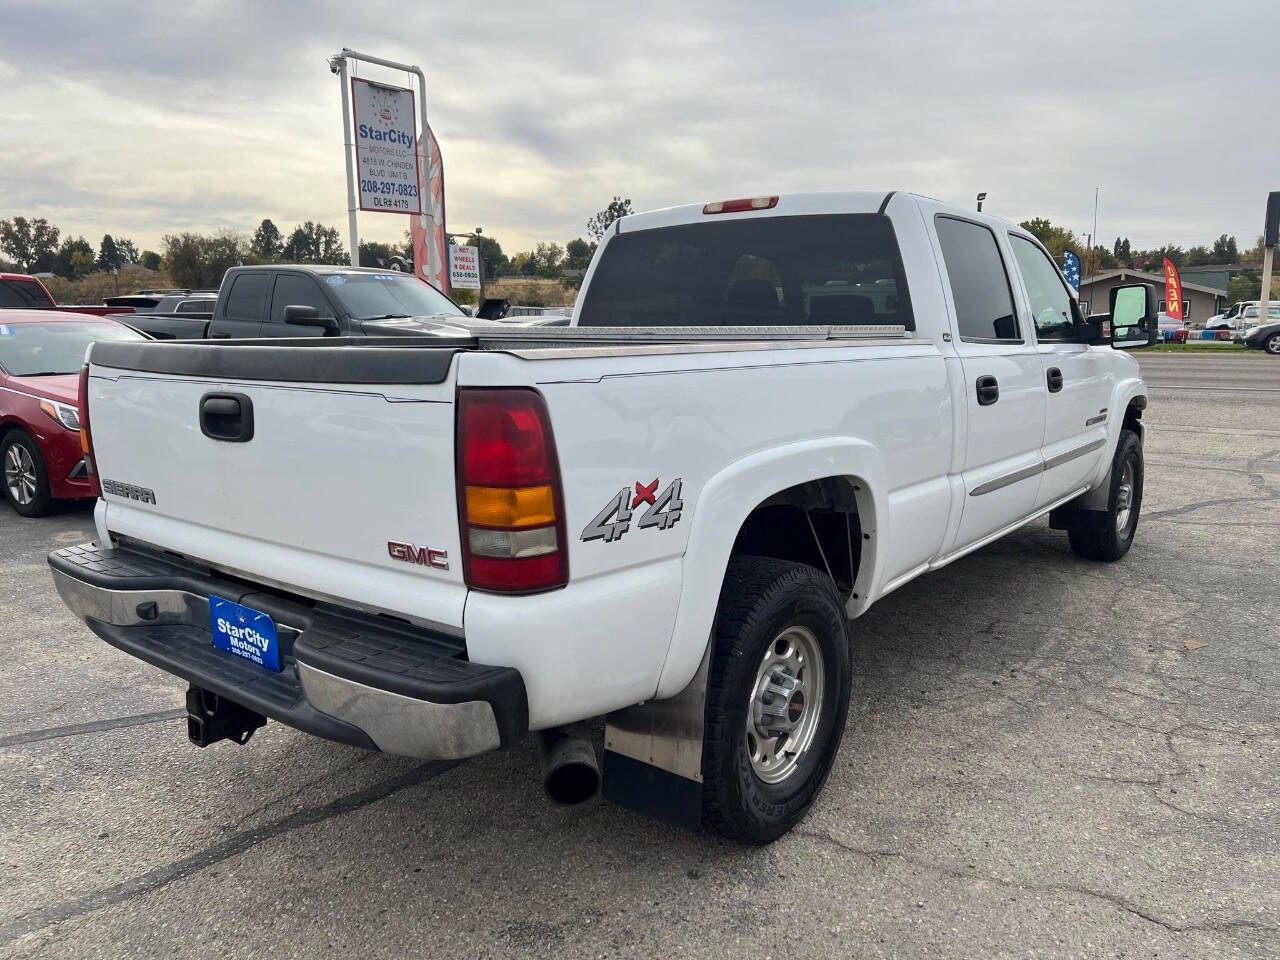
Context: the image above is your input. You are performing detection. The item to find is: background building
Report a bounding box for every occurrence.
[1078,269,1226,323]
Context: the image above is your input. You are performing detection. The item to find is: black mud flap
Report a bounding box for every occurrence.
[602,645,711,833]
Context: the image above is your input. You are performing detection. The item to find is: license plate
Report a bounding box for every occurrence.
[210,595,280,672]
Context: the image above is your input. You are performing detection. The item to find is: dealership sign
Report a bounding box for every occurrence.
[351,77,421,214]
[449,245,481,289]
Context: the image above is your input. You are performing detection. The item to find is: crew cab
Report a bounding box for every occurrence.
[122,264,470,340]
[49,192,1157,843]
[0,273,137,318]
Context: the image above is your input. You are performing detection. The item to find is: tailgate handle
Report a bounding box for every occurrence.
[200,393,254,442]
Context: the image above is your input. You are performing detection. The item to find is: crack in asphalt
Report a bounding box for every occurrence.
[1,760,457,946]
[794,830,1279,937]
[0,709,187,748]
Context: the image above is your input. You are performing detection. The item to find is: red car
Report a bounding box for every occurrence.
[0,272,137,317]
[0,310,147,516]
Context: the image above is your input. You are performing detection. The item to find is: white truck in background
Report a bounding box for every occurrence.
[50,191,1157,843]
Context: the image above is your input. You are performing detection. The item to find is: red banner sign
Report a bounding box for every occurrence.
[410,124,448,293]
[1163,257,1183,322]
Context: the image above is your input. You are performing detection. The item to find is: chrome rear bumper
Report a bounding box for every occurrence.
[49,543,528,760]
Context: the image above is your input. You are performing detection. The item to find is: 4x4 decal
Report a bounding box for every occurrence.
[581,478,683,543]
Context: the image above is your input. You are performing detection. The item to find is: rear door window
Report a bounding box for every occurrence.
[224,273,271,321]
[934,216,1020,342]
[577,214,914,329]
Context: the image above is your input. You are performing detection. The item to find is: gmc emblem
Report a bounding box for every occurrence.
[387,540,449,570]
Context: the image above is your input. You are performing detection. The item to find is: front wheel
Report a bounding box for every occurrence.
[1265,333,1280,355]
[702,557,851,844]
[1067,429,1143,561]
[2,431,53,517]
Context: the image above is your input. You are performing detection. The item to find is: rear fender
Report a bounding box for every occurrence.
[652,437,885,698]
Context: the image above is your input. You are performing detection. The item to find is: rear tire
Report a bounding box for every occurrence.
[1067,429,1143,561]
[702,557,851,844]
[2,431,53,518]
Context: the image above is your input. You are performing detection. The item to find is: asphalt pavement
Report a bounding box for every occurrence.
[2,352,1277,959]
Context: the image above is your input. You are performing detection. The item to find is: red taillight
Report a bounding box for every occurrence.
[77,364,95,475]
[456,388,567,593]
[703,196,778,215]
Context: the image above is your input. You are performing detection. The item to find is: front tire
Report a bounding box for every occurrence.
[2,431,53,518]
[1067,429,1143,561]
[1265,333,1280,355]
[702,557,851,844]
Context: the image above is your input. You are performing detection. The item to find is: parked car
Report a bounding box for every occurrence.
[102,290,218,314]
[120,265,469,340]
[51,191,1157,843]
[0,273,137,318]
[0,311,147,515]
[1242,311,1280,354]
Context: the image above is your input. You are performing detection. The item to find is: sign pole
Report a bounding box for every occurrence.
[333,55,360,267]
[339,48,440,284]
[1260,192,1279,319]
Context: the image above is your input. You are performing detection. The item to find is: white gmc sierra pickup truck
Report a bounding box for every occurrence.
[50,192,1156,843]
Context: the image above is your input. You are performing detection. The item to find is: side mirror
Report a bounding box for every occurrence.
[284,304,340,336]
[1109,283,1158,349]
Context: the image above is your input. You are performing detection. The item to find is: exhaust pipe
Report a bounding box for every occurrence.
[538,725,600,805]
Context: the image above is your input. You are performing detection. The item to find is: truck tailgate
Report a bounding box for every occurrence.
[87,340,467,631]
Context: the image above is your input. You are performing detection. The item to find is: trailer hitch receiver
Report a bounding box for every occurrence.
[186,686,266,748]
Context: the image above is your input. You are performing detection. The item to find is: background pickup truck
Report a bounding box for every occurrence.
[0,272,137,317]
[51,191,1157,844]
[122,264,472,340]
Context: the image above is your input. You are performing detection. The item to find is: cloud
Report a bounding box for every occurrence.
[0,0,1277,256]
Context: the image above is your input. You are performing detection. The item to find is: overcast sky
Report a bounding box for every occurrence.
[1,0,1277,258]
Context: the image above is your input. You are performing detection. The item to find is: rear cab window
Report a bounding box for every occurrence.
[577,214,914,329]
[0,278,55,309]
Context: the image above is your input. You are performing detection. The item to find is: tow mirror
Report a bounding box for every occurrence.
[1109,283,1158,349]
[284,304,340,336]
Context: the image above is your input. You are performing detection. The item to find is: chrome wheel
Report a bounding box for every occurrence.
[1267,334,1280,355]
[4,443,38,507]
[1115,459,1135,532]
[746,624,826,784]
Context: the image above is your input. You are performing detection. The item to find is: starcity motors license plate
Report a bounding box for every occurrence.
[209,595,280,672]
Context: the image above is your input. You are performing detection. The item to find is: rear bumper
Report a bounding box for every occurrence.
[48,542,527,760]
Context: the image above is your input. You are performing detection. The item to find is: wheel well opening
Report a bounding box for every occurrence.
[1123,399,1144,434]
[730,477,863,597]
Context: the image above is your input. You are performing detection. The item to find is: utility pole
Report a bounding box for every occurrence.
[1260,192,1279,316]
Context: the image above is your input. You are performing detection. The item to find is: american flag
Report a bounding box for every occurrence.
[1062,251,1081,291]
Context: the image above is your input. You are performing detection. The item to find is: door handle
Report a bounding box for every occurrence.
[199,392,254,442]
[1047,367,1064,393]
[975,375,999,406]
[210,332,231,339]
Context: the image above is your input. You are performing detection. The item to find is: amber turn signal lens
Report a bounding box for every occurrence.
[465,484,556,529]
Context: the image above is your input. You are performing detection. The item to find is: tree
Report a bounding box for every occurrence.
[1138,245,1184,270]
[510,251,536,276]
[115,238,140,265]
[475,235,509,277]
[284,221,346,264]
[1018,217,1081,261]
[98,234,120,271]
[53,236,96,279]
[250,219,283,262]
[1185,245,1211,267]
[0,216,60,270]
[533,242,564,277]
[358,240,395,267]
[1210,234,1238,264]
[587,196,634,241]
[161,233,207,288]
[565,237,595,271]
[140,250,162,271]
[202,231,246,285]
[1112,237,1132,266]
[1228,270,1260,304]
